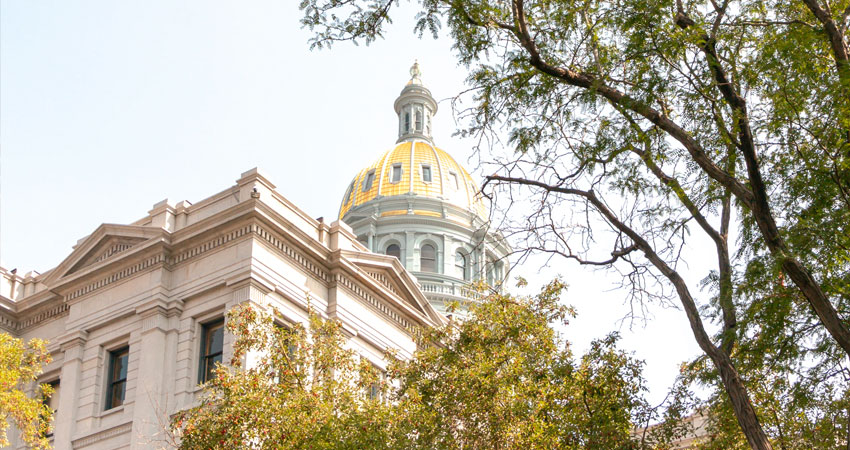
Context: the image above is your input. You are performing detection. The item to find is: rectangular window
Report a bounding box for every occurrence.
[272,323,298,383]
[367,381,381,401]
[422,165,432,182]
[275,323,298,360]
[363,363,384,401]
[391,164,402,183]
[362,171,375,192]
[105,347,129,410]
[199,320,224,384]
[42,379,60,437]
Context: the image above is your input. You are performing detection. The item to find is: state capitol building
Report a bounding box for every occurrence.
[0,64,511,449]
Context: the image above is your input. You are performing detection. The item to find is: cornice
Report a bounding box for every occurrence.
[333,272,416,333]
[0,297,70,334]
[0,312,17,334]
[17,303,70,332]
[347,195,480,221]
[169,223,254,266]
[65,252,167,302]
[252,223,331,284]
[353,216,481,237]
[252,201,335,261]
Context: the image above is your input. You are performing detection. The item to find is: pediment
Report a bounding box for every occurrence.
[66,236,147,275]
[363,268,408,304]
[43,224,167,285]
[346,254,445,325]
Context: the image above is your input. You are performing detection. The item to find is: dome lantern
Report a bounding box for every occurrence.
[394,61,438,144]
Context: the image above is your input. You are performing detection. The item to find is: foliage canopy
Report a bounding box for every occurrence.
[171,283,688,449]
[298,0,849,449]
[0,332,53,449]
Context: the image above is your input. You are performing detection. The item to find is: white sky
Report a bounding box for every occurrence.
[0,1,707,404]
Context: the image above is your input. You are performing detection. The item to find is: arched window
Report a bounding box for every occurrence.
[386,244,401,260]
[420,244,436,273]
[454,251,467,280]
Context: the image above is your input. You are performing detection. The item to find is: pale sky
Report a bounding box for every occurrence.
[0,1,705,404]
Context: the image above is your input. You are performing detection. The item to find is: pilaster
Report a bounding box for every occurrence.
[405,231,416,270]
[54,330,88,450]
[130,298,182,449]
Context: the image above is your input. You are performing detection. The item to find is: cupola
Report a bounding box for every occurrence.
[394,61,438,144]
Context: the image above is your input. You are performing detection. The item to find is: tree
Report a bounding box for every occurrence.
[170,283,686,449]
[391,279,690,450]
[170,304,397,449]
[0,332,53,449]
[299,1,849,449]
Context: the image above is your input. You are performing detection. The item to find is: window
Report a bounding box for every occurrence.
[449,172,459,190]
[274,323,298,361]
[420,244,436,273]
[362,170,375,192]
[422,165,432,183]
[391,164,402,183]
[415,108,423,131]
[363,362,384,401]
[386,243,401,260]
[404,112,411,133]
[455,251,467,280]
[199,320,224,384]
[272,323,299,383]
[105,347,129,410]
[42,379,59,437]
[366,379,381,401]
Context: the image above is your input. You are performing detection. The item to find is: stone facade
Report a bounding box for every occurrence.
[0,168,444,449]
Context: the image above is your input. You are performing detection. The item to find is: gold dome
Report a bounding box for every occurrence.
[339,141,486,220]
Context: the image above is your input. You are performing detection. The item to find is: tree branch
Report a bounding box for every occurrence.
[676,6,850,359]
[486,172,772,449]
